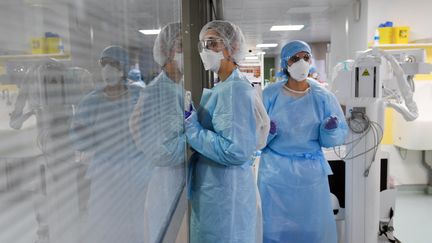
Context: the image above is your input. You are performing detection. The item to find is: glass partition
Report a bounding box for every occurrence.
[0,1,185,243]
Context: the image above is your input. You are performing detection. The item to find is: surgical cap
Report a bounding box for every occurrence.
[153,22,181,67]
[100,45,129,72]
[280,40,311,69]
[128,68,142,81]
[199,20,246,63]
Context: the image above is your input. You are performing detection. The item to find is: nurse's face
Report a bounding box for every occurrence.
[287,51,311,67]
[200,30,229,58]
[202,30,224,50]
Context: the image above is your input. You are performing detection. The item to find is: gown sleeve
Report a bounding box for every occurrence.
[185,81,257,166]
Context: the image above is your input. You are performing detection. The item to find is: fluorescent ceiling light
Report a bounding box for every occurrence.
[139,29,161,35]
[256,43,278,48]
[287,6,328,14]
[245,56,259,60]
[270,25,304,31]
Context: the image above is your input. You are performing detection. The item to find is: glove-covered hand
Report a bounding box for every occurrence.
[184,90,194,119]
[269,120,277,135]
[324,116,338,130]
[184,104,193,119]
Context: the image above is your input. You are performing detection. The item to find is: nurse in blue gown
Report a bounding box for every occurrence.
[258,40,348,243]
[70,46,148,243]
[185,20,262,243]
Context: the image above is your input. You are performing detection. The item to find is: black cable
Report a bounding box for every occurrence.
[333,113,371,159]
[333,112,384,177]
[347,111,370,134]
[364,122,378,176]
[336,112,372,160]
[364,121,384,176]
[379,208,400,243]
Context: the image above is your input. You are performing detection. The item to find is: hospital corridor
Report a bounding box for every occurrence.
[0,0,431,243]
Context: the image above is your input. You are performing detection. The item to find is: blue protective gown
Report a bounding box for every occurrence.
[186,69,258,243]
[258,79,348,243]
[129,71,185,167]
[70,84,151,243]
[128,71,186,242]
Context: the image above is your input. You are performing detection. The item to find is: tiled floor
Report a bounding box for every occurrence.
[393,187,432,243]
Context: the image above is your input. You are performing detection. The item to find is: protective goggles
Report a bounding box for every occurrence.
[198,38,224,52]
[99,58,122,70]
[288,53,311,63]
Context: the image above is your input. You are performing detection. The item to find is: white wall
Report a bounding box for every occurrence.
[310,42,329,82]
[381,145,427,185]
[367,0,432,43]
[329,8,348,76]
[310,42,328,60]
[367,0,431,185]
[0,3,70,55]
[0,5,35,53]
[329,0,369,80]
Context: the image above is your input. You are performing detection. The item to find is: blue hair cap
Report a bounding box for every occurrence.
[128,68,142,81]
[280,40,311,69]
[309,66,317,74]
[100,45,129,71]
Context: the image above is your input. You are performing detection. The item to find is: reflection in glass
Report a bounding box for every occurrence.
[0,1,184,243]
[129,22,185,242]
[70,45,148,243]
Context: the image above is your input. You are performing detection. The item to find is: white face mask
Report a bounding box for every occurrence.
[287,59,310,82]
[199,49,225,73]
[101,64,123,86]
[173,52,184,74]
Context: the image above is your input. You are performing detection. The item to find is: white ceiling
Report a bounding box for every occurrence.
[222,0,354,56]
[1,0,354,57]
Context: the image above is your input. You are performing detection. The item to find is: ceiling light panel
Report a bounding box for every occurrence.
[256,43,278,48]
[139,29,161,35]
[270,25,304,31]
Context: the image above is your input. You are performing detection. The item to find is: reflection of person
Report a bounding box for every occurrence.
[258,40,348,243]
[129,22,185,242]
[185,20,260,243]
[70,45,149,243]
[64,66,94,216]
[308,66,319,80]
[129,22,184,167]
[128,68,146,88]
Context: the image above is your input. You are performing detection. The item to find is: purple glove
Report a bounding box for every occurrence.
[324,116,338,130]
[185,111,192,119]
[270,120,277,135]
[184,104,193,119]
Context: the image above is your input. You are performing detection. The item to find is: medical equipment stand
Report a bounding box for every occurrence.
[332,48,432,243]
